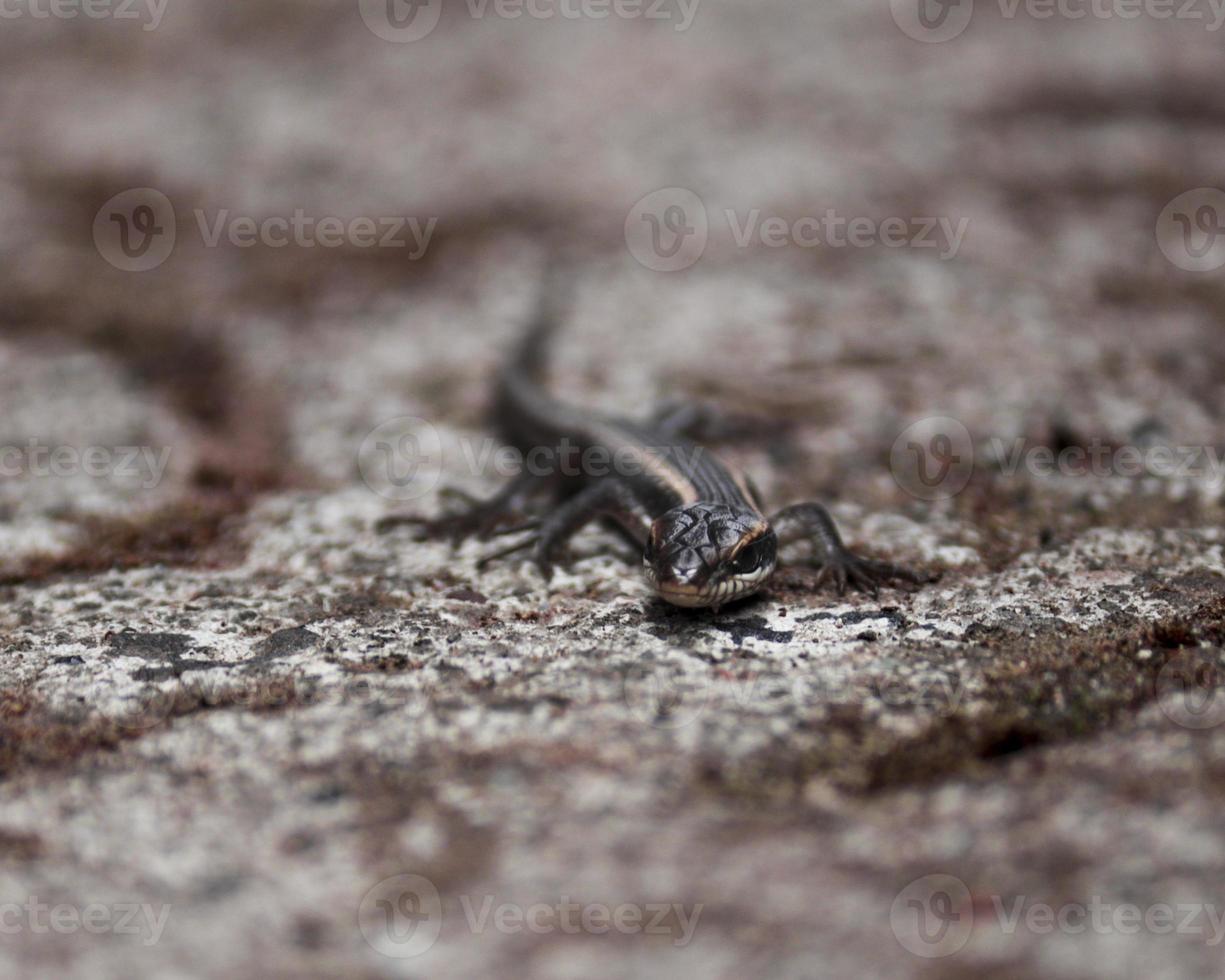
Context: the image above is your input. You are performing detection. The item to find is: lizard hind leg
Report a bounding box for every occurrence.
[478,480,644,582]
[376,470,545,546]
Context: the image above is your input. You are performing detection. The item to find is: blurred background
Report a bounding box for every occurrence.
[3,0,1224,563]
[3,1,1225,978]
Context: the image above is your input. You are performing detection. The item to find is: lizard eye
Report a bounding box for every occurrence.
[727,540,767,576]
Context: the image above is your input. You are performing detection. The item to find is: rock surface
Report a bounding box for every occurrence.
[3,2,1225,977]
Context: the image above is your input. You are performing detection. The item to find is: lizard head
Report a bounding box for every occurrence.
[642,502,777,608]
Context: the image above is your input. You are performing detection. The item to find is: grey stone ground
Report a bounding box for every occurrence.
[3,1,1225,977]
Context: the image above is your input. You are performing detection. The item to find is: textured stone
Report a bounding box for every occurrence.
[2,2,1224,978]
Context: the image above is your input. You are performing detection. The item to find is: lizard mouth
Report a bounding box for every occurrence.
[643,564,773,608]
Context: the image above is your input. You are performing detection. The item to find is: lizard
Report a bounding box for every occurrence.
[396,289,920,610]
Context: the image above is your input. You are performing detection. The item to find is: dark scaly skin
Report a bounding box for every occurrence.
[397,291,920,609]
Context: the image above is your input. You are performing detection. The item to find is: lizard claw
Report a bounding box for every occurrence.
[534,556,556,582]
[379,507,536,547]
[813,549,915,597]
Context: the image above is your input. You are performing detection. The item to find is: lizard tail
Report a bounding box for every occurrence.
[493,264,573,443]
[505,262,572,382]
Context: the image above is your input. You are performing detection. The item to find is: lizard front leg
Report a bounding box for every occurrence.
[770,502,919,596]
